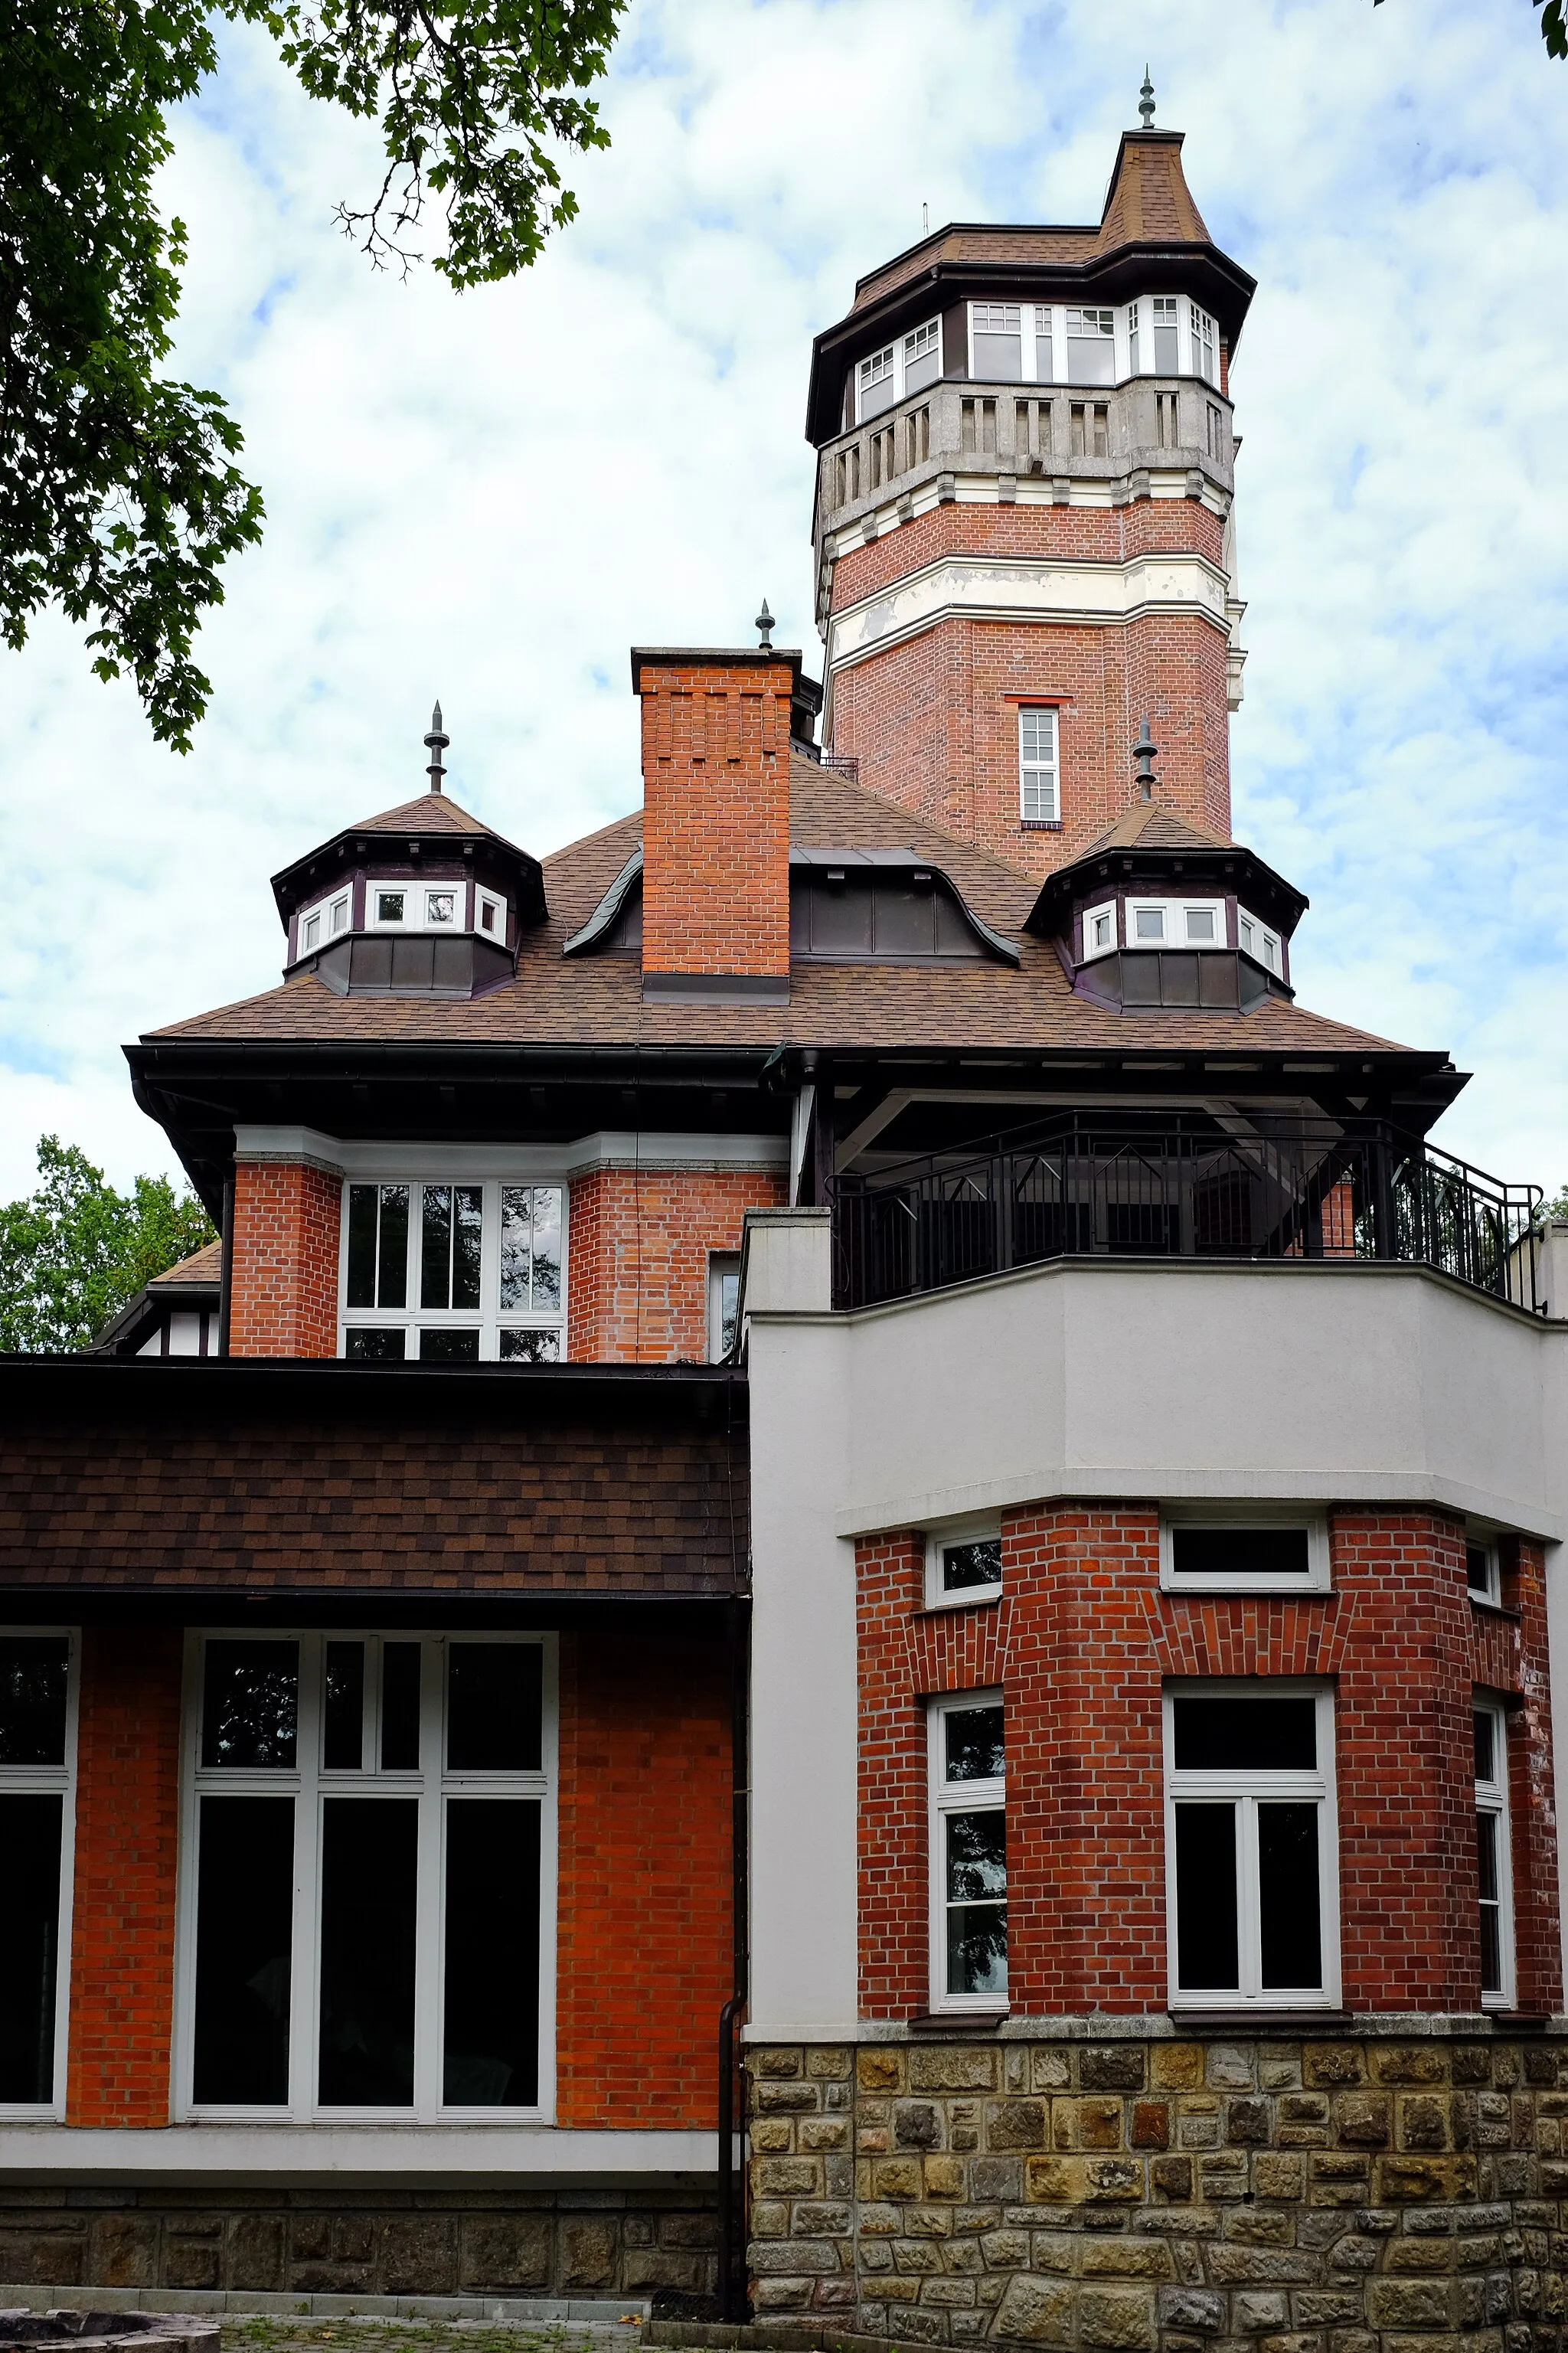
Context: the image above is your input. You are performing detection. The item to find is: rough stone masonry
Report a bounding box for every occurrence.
[746,2034,1568,2350]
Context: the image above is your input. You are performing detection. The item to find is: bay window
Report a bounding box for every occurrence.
[0,1632,74,2114]
[179,1631,555,2120]
[341,1180,564,1361]
[1165,1685,1338,2008]
[929,1691,1006,2011]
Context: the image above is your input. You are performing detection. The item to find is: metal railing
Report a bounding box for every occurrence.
[829,1116,1542,1315]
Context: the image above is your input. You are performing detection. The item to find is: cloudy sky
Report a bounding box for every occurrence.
[6,0,1567,1201]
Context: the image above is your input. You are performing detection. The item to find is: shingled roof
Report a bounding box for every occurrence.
[147,757,1405,1060]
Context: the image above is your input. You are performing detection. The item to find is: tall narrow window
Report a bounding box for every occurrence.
[182,1631,555,2120]
[1474,1701,1514,2006]
[929,1693,1006,2010]
[903,318,941,396]
[971,302,1023,382]
[1018,708,1059,825]
[707,1253,741,1361]
[1067,307,1116,386]
[1156,391,1178,448]
[1127,298,1140,374]
[1165,1686,1338,2008]
[858,344,897,420]
[0,1635,73,2113]
[1034,306,1054,383]
[1152,295,1179,372]
[346,1185,410,1312]
[1206,401,1224,459]
[1191,302,1217,384]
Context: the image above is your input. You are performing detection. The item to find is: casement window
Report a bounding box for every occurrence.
[1018,707,1060,825]
[1236,907,1283,975]
[1152,295,1180,373]
[929,1691,1006,2011]
[1191,302,1217,385]
[296,890,351,959]
[1165,1685,1339,2009]
[1125,899,1227,949]
[1466,1540,1501,1606]
[1161,1509,1330,1595]
[341,1180,564,1361]
[0,1632,76,2115]
[855,317,942,422]
[925,1521,1003,1611]
[971,302,1024,382]
[1083,900,1117,960]
[1473,1699,1514,2007]
[1127,298,1140,374]
[707,1252,740,1362]
[368,882,468,933]
[177,1630,555,2119]
[1066,308,1116,387]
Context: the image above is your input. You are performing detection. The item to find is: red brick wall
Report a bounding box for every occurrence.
[228,1160,340,1358]
[828,498,1231,874]
[66,1628,183,2126]
[639,655,793,979]
[857,1504,1560,2018]
[567,1167,786,1362]
[555,1626,733,2125]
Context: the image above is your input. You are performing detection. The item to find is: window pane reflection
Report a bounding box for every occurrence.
[318,1799,418,2107]
[443,1799,541,2106]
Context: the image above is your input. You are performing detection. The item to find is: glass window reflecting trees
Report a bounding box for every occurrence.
[178,1632,554,2119]
[341,1181,565,1361]
[929,1692,1006,2011]
[1165,1686,1338,2009]
[0,1633,74,2112]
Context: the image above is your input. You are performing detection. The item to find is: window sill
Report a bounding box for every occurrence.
[919,1589,1004,1617]
[1168,2007,1350,2029]
[1020,819,1063,832]
[1468,1596,1521,1622]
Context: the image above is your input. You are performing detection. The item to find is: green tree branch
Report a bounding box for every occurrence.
[0,1135,216,1352]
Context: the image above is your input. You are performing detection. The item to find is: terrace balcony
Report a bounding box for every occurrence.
[828,1115,1543,1315]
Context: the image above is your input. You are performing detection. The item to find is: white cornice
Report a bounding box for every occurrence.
[827,547,1233,675]
[233,1127,788,1180]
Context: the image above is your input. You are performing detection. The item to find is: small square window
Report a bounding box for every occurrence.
[301,913,321,953]
[375,890,407,925]
[476,888,505,940]
[1083,902,1116,960]
[925,1522,1003,1610]
[1184,906,1217,943]
[329,895,350,936]
[425,890,456,926]
[1135,906,1165,942]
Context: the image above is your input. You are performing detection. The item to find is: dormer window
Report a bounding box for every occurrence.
[426,890,456,926]
[1126,899,1227,949]
[858,342,897,420]
[857,319,941,422]
[1237,907,1282,974]
[476,887,505,940]
[374,887,407,926]
[1083,901,1116,959]
[297,890,352,958]
[903,319,940,395]
[368,882,472,933]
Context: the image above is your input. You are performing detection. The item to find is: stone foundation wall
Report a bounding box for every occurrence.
[0,2187,717,2300]
[746,2034,1568,2347]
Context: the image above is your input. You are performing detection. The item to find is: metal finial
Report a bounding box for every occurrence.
[1133,715,1158,801]
[423,700,449,793]
[1138,67,1155,129]
[755,599,775,651]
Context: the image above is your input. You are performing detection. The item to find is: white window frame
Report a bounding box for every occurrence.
[707,1250,740,1363]
[0,1628,78,2119]
[856,341,897,422]
[1082,900,1118,962]
[1018,705,1060,824]
[1125,897,1228,949]
[474,887,507,945]
[368,881,472,935]
[923,1519,1004,1613]
[1160,1506,1330,1595]
[338,1178,568,1361]
[1165,1681,1340,2011]
[1236,906,1283,976]
[1474,1694,1514,2010]
[1151,293,1181,375]
[1466,1537,1502,1607]
[1190,302,1217,385]
[174,1628,557,2125]
[928,1688,1007,2015]
[295,888,353,959]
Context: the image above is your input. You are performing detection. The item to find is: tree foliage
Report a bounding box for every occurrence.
[0,0,626,750]
[0,1134,217,1353]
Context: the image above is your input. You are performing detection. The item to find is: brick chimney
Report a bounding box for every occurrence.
[632,648,801,1005]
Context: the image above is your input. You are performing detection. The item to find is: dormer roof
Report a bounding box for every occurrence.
[270,789,547,928]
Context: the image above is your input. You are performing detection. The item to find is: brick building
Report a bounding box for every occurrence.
[3,103,1568,2351]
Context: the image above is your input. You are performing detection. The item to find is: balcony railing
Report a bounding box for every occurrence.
[828,1116,1543,1315]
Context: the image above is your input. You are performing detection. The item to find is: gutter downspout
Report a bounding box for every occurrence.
[717,1593,751,2321]
[217,1178,235,1358]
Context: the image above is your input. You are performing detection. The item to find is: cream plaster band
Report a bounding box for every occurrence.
[0,2124,718,2177]
[826,549,1233,677]
[742,2015,1565,2044]
[232,1127,789,1181]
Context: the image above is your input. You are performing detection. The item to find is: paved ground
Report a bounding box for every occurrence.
[222,2319,643,2353]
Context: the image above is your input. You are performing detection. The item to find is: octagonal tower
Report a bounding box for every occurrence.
[806,114,1255,874]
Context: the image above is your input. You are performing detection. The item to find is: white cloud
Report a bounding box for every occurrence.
[4,0,1567,1199]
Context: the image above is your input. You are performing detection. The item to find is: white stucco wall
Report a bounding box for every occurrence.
[740,1233,1568,2033]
